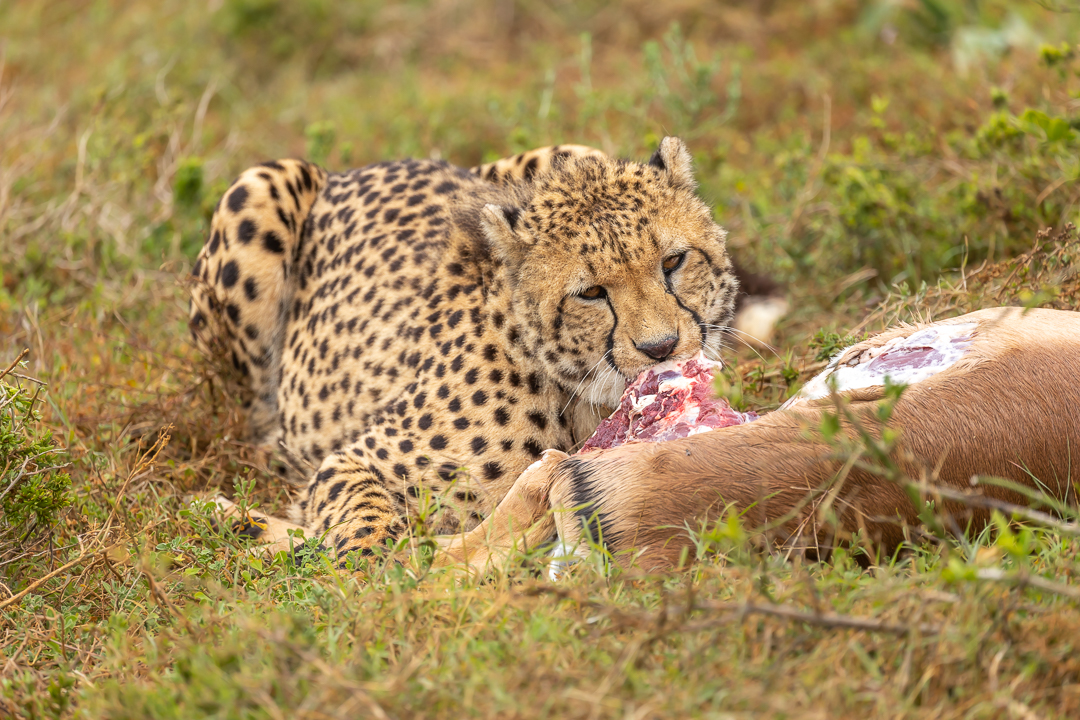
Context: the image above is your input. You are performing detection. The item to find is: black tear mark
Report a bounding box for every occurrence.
[603,295,620,374]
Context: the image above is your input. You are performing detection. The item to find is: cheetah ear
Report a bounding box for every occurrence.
[648,136,696,191]
[479,203,532,267]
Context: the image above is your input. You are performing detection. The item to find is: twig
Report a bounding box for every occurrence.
[0,349,29,382]
[908,482,1080,537]
[522,585,938,637]
[974,568,1080,600]
[687,599,938,636]
[0,540,126,614]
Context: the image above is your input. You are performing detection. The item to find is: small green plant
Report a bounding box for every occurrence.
[173,157,204,208]
[808,330,867,362]
[1039,41,1076,69]
[0,351,71,563]
[643,23,740,131]
[304,121,336,166]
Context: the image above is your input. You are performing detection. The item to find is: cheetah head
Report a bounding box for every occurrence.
[480,137,738,408]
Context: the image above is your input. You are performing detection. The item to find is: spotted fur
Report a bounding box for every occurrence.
[189,137,739,561]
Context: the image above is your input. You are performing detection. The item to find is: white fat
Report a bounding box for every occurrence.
[786,322,976,406]
[657,374,697,394]
[630,393,657,414]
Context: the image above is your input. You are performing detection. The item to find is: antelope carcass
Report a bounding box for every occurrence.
[436,307,1080,575]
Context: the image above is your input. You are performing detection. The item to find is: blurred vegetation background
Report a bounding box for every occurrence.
[1,1,1080,718]
[3,0,1079,328]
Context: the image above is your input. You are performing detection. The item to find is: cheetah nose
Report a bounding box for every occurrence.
[636,335,679,361]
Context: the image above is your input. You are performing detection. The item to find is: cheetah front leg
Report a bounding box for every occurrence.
[433,450,568,577]
[208,495,308,554]
[292,450,409,564]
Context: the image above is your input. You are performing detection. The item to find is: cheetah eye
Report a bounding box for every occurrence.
[578,286,606,300]
[662,252,686,274]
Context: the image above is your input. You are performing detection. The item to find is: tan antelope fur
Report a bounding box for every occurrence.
[434,307,1080,575]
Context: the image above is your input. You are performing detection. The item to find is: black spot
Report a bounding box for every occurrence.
[316,467,337,483]
[482,462,503,480]
[470,436,487,454]
[527,411,548,430]
[436,384,450,399]
[527,373,542,394]
[464,368,479,384]
[226,303,241,324]
[446,262,465,276]
[221,260,240,288]
[524,439,543,457]
[418,414,433,430]
[399,439,414,453]
[489,369,503,384]
[243,277,259,301]
[413,393,426,409]
[238,219,256,244]
[365,437,376,449]
[472,390,488,406]
[393,463,409,478]
[453,417,469,430]
[430,434,448,450]
[448,398,461,413]
[263,231,285,254]
[494,407,510,425]
[227,185,249,212]
[327,481,346,501]
[376,448,389,460]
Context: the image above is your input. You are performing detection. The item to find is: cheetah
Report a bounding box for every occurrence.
[189,137,741,562]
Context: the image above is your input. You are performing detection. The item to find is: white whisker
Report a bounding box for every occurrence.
[562,350,612,415]
[702,323,778,365]
[706,323,781,358]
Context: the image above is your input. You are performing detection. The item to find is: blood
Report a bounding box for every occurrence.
[578,353,757,453]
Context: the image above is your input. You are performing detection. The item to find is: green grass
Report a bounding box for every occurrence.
[2,0,1080,717]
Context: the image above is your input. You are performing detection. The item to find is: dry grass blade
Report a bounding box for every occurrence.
[522,584,939,637]
[0,539,127,615]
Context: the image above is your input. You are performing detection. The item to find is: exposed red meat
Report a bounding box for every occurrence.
[578,353,757,453]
